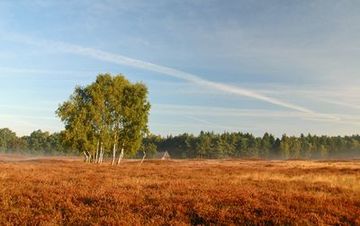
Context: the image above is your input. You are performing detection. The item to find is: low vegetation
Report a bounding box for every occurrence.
[0,156,359,225]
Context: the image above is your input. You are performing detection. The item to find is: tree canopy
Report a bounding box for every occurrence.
[56,74,150,164]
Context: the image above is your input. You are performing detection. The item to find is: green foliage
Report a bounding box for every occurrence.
[56,73,150,159]
[139,134,159,158]
[0,128,73,155]
[0,128,19,152]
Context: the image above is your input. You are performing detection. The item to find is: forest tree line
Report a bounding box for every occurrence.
[2,74,359,160]
[0,128,69,155]
[1,128,359,159]
[143,132,360,159]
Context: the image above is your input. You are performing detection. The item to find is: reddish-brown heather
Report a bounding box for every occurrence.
[0,155,359,225]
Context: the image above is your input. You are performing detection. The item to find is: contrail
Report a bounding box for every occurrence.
[2,32,339,120]
[60,44,316,113]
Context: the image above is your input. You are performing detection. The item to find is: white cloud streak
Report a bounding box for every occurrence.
[154,104,326,119]
[2,33,315,111]
[1,32,344,122]
[153,104,360,126]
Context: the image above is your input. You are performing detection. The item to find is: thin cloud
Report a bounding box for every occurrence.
[153,103,360,126]
[153,104,346,123]
[2,33,315,111]
[0,66,95,76]
[184,115,226,129]
[1,32,342,122]
[316,98,360,111]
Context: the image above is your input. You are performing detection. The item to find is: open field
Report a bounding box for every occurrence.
[0,155,359,225]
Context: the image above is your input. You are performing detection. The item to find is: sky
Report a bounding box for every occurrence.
[0,0,360,137]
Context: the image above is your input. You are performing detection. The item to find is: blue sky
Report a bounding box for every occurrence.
[0,0,359,137]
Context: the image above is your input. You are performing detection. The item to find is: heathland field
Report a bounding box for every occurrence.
[0,155,359,225]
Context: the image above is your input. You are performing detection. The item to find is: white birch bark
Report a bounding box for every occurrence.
[99,142,103,164]
[95,141,99,163]
[139,151,146,166]
[112,143,117,165]
[117,147,124,165]
[112,133,117,165]
[83,151,88,162]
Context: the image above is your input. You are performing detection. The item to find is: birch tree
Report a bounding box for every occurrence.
[56,86,96,162]
[56,73,150,164]
[117,83,150,164]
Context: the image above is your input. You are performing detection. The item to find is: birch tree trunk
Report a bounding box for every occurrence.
[83,151,88,163]
[95,141,99,163]
[112,143,117,165]
[139,151,146,166]
[99,142,103,164]
[117,147,124,165]
[112,133,117,165]
[101,149,104,163]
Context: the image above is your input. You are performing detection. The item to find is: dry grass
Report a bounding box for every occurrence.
[0,155,359,225]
